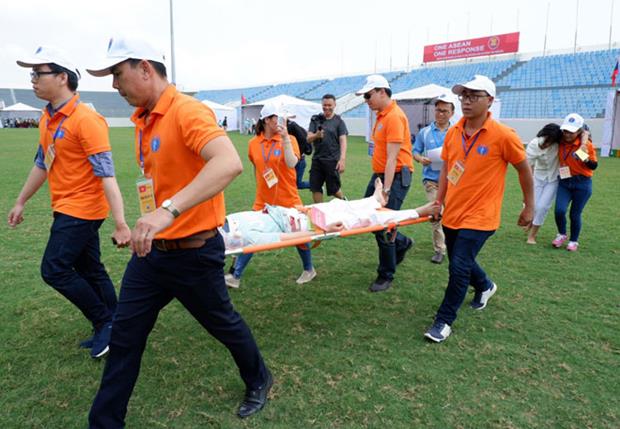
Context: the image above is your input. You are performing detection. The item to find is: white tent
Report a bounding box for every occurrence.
[241,94,321,133]
[365,84,501,142]
[0,102,42,121]
[202,99,238,131]
[601,88,620,157]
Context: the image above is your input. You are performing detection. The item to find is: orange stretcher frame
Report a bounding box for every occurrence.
[224,215,431,256]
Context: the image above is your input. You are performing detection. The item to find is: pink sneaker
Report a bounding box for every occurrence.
[567,241,579,252]
[552,234,568,248]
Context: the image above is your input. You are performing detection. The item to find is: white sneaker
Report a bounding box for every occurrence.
[225,274,240,289]
[424,321,452,343]
[296,269,317,284]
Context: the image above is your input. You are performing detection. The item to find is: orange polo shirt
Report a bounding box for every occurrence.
[131,85,227,239]
[371,100,414,174]
[558,137,597,177]
[38,93,110,219]
[248,132,301,210]
[441,114,526,231]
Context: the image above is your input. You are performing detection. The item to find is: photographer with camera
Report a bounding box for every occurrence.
[307,94,348,203]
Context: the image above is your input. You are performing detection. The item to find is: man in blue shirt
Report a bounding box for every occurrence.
[412,93,456,264]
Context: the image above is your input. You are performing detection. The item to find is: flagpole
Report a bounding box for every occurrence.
[543,2,550,56]
[169,0,176,85]
[609,0,616,50]
[573,0,579,54]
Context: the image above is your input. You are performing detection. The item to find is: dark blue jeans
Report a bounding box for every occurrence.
[40,212,116,327]
[296,155,310,189]
[233,247,312,279]
[435,227,495,326]
[363,169,411,281]
[554,175,592,242]
[89,233,267,428]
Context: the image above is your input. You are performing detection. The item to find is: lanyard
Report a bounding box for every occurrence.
[52,116,69,144]
[461,131,482,160]
[47,99,79,145]
[261,140,278,165]
[138,129,145,174]
[560,144,574,162]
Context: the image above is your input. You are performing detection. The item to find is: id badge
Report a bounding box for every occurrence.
[559,166,572,179]
[447,160,465,185]
[574,148,589,161]
[136,176,156,215]
[43,144,56,171]
[263,168,278,188]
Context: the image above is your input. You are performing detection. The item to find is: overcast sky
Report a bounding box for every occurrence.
[1,0,618,92]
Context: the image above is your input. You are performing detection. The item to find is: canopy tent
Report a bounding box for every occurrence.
[601,88,620,157]
[365,84,501,142]
[0,102,42,121]
[240,94,321,133]
[202,99,239,131]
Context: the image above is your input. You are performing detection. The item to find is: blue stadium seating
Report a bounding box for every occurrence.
[194,85,271,105]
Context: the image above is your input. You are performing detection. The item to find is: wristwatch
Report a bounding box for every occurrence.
[161,199,181,218]
[383,188,391,195]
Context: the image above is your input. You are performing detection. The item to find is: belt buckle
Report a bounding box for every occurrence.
[156,239,169,251]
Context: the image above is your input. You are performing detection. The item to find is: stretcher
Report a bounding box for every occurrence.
[224,213,431,256]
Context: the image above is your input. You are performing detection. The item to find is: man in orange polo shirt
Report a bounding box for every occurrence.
[424,75,534,343]
[356,75,415,292]
[86,36,271,427]
[8,46,131,359]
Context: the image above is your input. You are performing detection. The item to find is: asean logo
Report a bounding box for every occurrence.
[274,149,281,156]
[477,145,489,156]
[151,136,161,152]
[488,37,500,50]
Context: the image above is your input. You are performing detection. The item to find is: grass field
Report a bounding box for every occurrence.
[1,127,619,429]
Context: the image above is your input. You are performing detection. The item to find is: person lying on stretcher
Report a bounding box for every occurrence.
[220,178,438,251]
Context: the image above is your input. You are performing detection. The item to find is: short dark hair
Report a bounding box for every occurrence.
[322,94,336,101]
[48,63,79,91]
[127,58,167,78]
[378,87,392,97]
[536,123,562,144]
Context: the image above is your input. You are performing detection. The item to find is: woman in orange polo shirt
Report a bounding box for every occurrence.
[226,102,316,287]
[552,113,598,252]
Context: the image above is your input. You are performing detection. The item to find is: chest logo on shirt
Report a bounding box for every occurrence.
[56,129,65,139]
[274,149,281,156]
[151,136,161,152]
[377,124,383,131]
[477,145,489,156]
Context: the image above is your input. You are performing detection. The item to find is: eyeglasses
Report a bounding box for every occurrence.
[458,93,489,103]
[363,89,376,100]
[30,70,59,80]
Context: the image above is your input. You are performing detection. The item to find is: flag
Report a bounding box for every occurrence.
[241,94,247,105]
[612,59,619,86]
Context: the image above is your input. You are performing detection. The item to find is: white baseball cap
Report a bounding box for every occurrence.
[87,36,166,77]
[355,74,390,96]
[16,45,80,79]
[259,101,295,120]
[452,74,496,98]
[560,113,584,133]
[434,92,458,108]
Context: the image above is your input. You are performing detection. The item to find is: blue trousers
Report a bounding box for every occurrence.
[554,175,592,242]
[89,234,267,429]
[435,227,495,326]
[296,155,310,189]
[233,246,313,279]
[40,212,116,327]
[363,170,411,281]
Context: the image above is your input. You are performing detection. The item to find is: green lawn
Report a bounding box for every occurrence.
[0,128,618,428]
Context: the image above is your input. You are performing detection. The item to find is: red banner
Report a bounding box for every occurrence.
[423,32,520,63]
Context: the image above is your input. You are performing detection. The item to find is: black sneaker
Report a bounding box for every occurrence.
[396,238,414,265]
[238,369,273,418]
[369,277,392,292]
